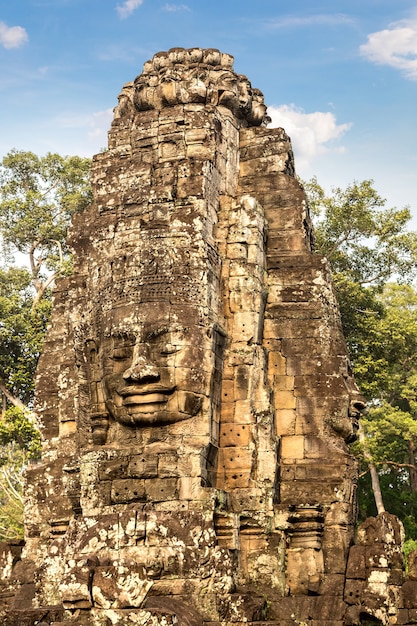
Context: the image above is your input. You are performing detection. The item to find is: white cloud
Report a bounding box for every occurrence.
[87,109,114,145]
[116,0,144,19]
[268,104,352,170]
[53,108,114,153]
[162,3,191,11]
[0,21,28,49]
[360,17,417,80]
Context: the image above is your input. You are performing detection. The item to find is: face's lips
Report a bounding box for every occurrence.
[119,384,176,397]
[119,385,176,410]
[124,393,169,406]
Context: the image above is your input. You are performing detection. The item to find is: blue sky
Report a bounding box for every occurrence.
[1,0,417,223]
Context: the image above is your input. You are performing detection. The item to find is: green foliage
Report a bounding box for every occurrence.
[306,177,417,539]
[0,150,91,263]
[305,177,417,286]
[0,407,41,460]
[404,539,417,572]
[0,265,50,405]
[0,150,91,539]
[0,150,91,307]
[0,444,25,541]
[0,149,91,408]
[355,461,417,538]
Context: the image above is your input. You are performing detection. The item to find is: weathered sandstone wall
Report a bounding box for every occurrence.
[1,48,415,626]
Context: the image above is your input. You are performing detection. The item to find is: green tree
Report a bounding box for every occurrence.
[354,284,417,536]
[0,150,91,538]
[0,150,92,307]
[306,177,417,286]
[306,177,417,536]
[0,266,49,412]
[0,150,91,410]
[0,445,25,541]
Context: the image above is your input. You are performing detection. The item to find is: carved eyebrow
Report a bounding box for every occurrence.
[145,326,186,341]
[110,332,136,345]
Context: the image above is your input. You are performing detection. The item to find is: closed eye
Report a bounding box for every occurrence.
[111,348,133,360]
[160,343,181,355]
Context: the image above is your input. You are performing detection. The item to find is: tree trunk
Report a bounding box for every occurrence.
[359,424,385,514]
[0,381,32,417]
[31,270,58,310]
[408,439,417,493]
[369,462,385,514]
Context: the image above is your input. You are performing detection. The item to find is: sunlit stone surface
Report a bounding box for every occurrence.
[0,48,412,626]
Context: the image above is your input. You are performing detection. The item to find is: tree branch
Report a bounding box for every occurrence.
[375,459,417,471]
[31,270,59,310]
[325,227,354,259]
[359,424,385,514]
[0,381,32,418]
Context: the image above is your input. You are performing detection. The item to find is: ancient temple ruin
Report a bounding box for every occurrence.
[1,47,416,625]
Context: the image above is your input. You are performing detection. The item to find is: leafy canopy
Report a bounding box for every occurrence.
[306,177,417,286]
[0,150,92,305]
[0,149,91,540]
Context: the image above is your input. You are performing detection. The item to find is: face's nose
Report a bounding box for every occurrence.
[122,344,160,383]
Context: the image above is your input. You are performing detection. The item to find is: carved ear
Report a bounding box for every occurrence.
[85,339,109,444]
[86,339,98,368]
[91,412,109,446]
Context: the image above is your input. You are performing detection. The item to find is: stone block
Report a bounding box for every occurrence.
[273,389,296,410]
[356,512,405,546]
[396,609,411,625]
[346,546,367,579]
[401,580,417,609]
[344,578,366,605]
[4,608,64,626]
[274,408,296,435]
[294,412,321,435]
[318,573,345,596]
[304,436,335,460]
[229,488,272,513]
[111,479,146,504]
[295,395,327,422]
[128,455,159,478]
[145,478,178,502]
[294,463,343,482]
[92,566,152,609]
[99,457,129,481]
[221,469,252,489]
[234,400,256,423]
[10,583,36,609]
[234,365,250,400]
[272,374,294,390]
[7,559,34,588]
[269,596,346,621]
[266,350,286,379]
[322,527,352,575]
[60,563,91,610]
[219,423,252,447]
[158,452,191,478]
[280,435,304,460]
[280,481,339,504]
[221,379,235,403]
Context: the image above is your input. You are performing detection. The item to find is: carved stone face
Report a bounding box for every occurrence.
[341,364,366,443]
[98,304,216,427]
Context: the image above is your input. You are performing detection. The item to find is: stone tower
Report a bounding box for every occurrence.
[1,48,410,626]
